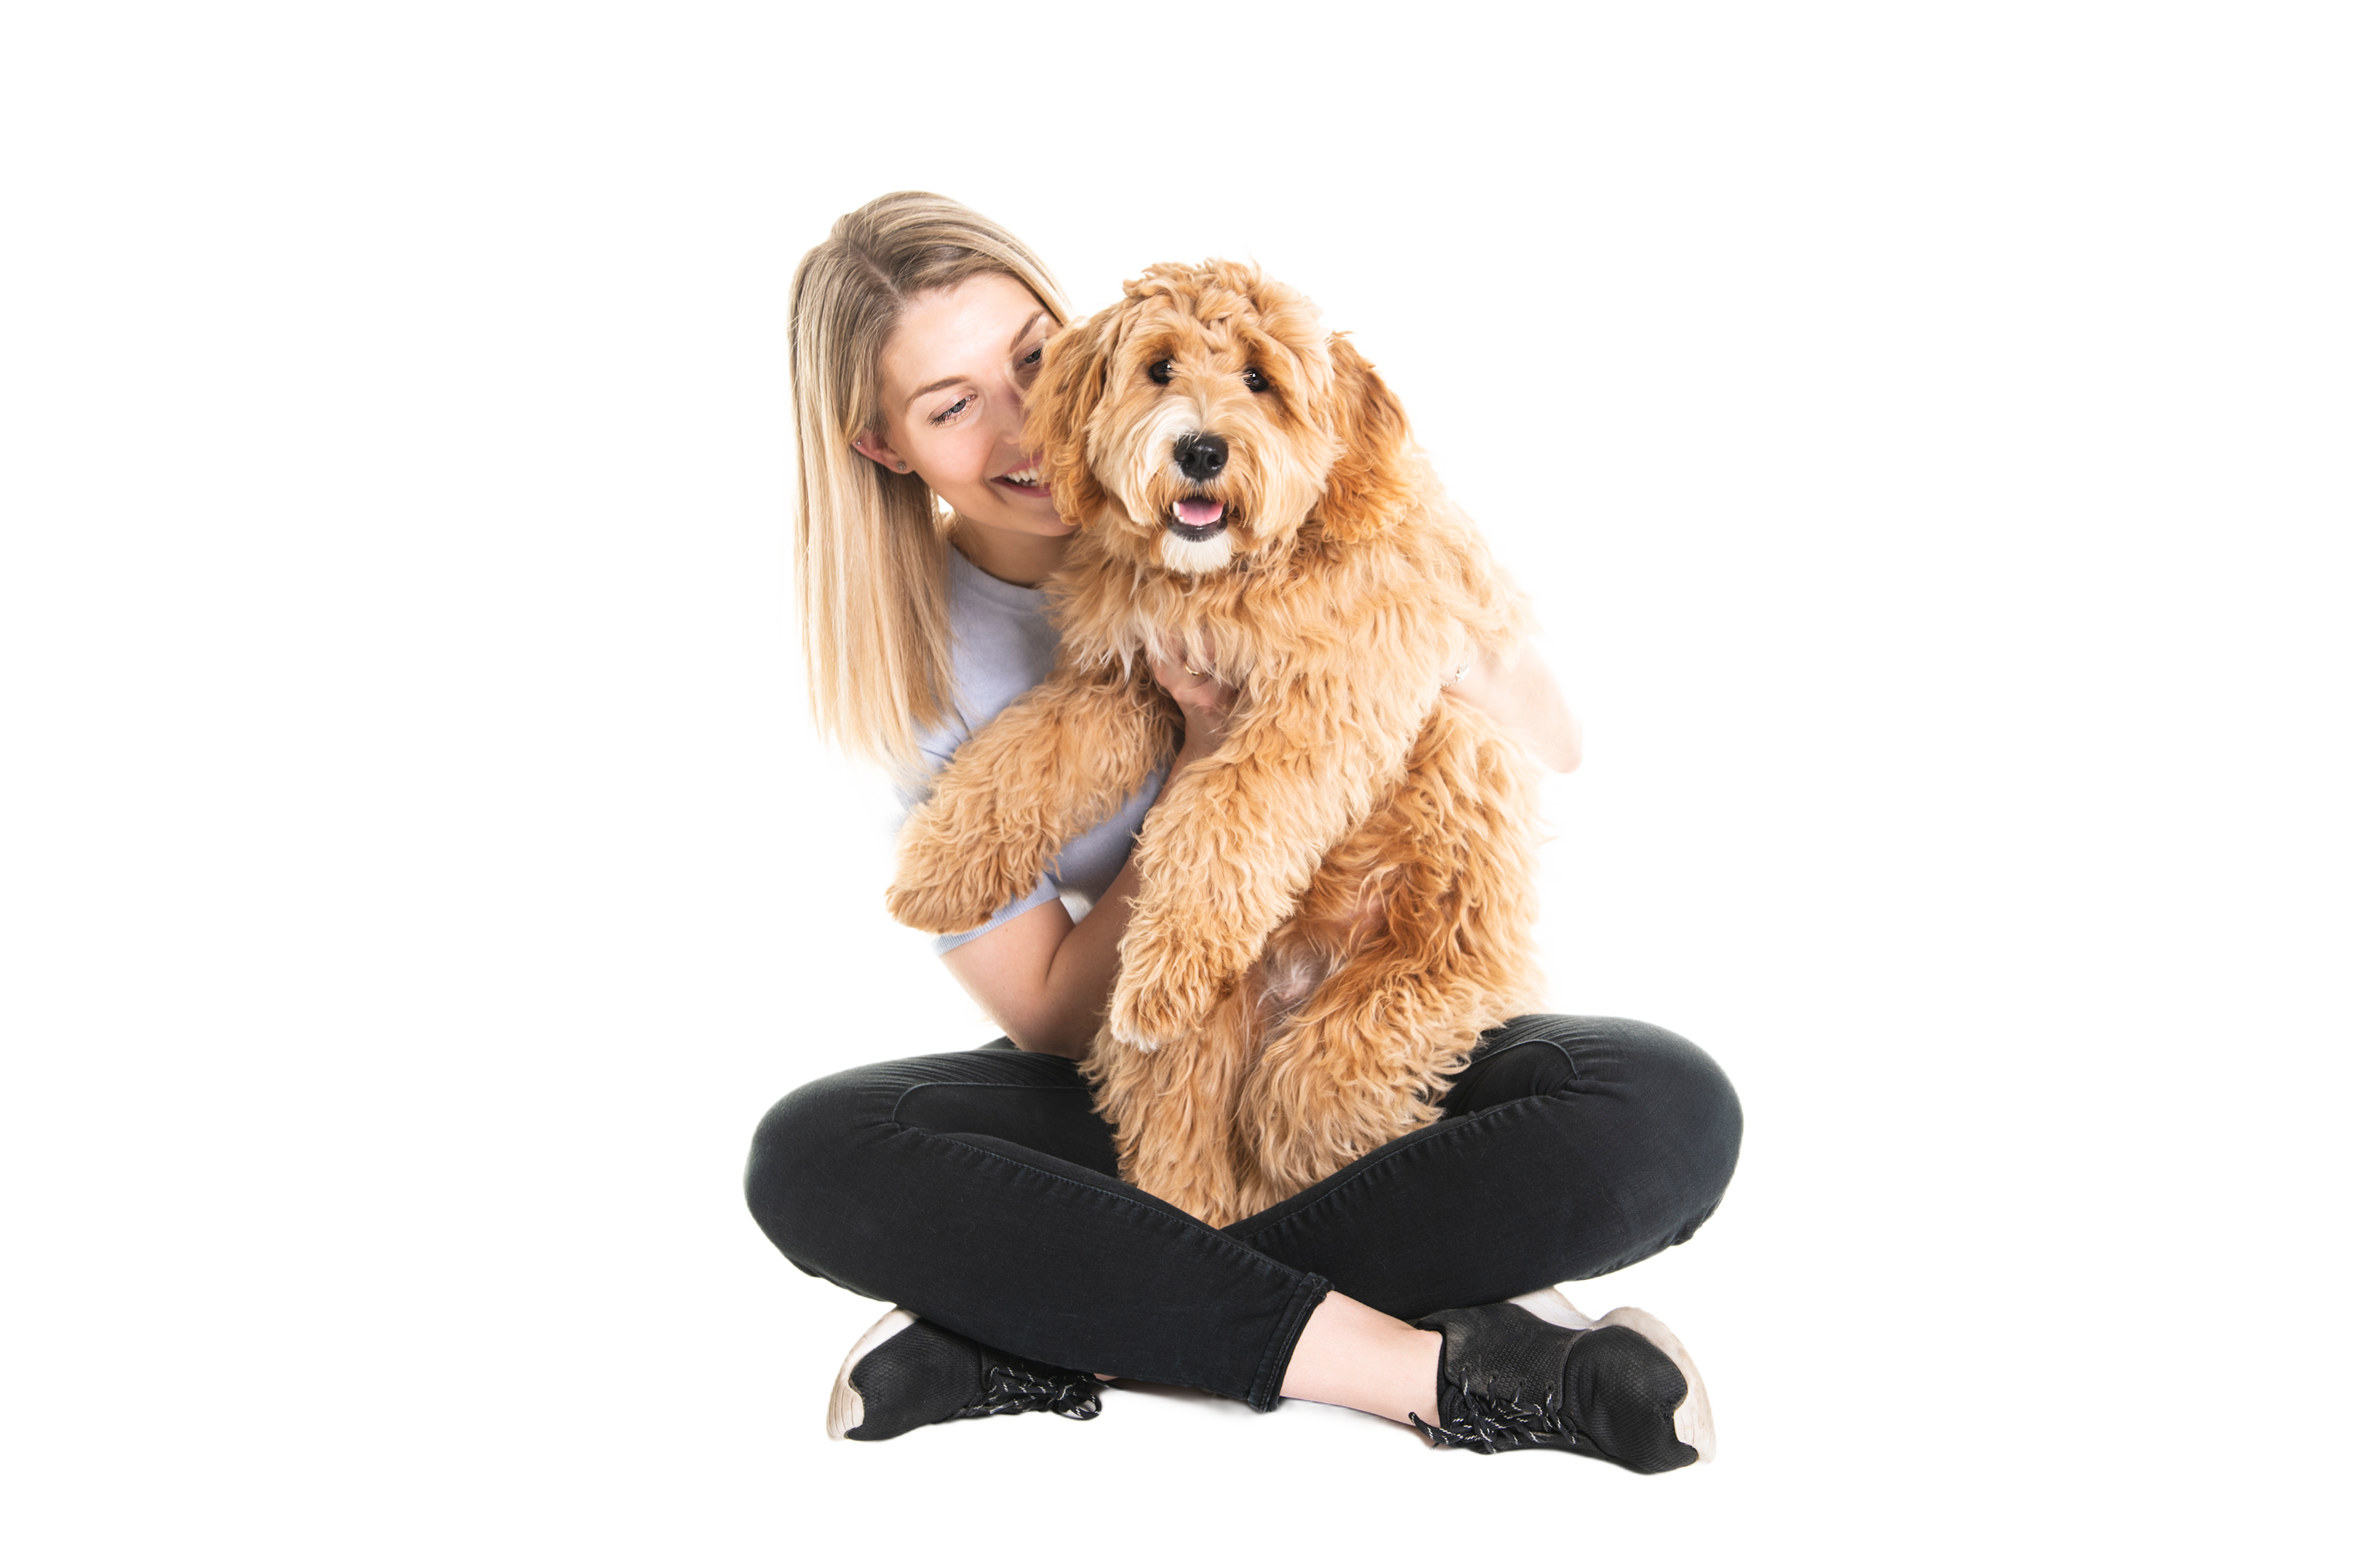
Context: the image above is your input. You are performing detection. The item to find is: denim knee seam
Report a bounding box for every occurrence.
[887,1078,1090,1120]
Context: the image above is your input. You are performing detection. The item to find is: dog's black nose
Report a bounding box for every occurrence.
[1175,434,1229,481]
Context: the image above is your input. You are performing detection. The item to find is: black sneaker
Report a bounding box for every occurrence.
[825,1309,1103,1442]
[1411,1292,1715,1473]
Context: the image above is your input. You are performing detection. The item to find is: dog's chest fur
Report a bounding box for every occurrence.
[1049,514,1475,693]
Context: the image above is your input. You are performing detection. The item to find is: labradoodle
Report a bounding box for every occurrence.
[889,261,1542,1226]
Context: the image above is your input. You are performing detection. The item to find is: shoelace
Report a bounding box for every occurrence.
[1411,1373,1585,1453]
[957,1357,1103,1422]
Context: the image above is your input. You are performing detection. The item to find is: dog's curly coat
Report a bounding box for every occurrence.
[889,262,1543,1225]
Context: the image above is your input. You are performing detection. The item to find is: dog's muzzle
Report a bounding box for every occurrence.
[1168,434,1230,541]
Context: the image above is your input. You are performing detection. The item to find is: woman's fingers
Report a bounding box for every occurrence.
[1148,638,1230,699]
[1146,639,1195,699]
[1145,637,1239,755]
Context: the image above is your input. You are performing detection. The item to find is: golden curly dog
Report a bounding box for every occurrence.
[890,261,1542,1225]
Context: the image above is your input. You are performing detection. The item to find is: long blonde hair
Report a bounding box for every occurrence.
[788,192,1070,769]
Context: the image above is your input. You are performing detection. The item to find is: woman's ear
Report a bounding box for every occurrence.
[1024,301,1126,526]
[1311,333,1417,544]
[850,432,909,473]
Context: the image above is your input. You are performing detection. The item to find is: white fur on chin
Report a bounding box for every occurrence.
[1158,528,1235,575]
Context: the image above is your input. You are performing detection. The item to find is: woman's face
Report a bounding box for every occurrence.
[856,272,1066,546]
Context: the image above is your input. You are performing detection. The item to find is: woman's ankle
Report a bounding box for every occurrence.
[1278,1290,1443,1426]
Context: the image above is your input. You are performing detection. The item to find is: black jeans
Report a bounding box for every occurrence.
[744,1015,1741,1412]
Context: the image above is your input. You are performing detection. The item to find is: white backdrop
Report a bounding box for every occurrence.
[5,3,2368,1563]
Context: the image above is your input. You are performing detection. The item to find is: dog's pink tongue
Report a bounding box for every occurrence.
[1172,497,1224,527]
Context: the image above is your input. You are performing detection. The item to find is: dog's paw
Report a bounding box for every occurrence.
[885,878,991,935]
[1107,934,1232,1050]
[885,849,1036,934]
[1104,1003,1173,1054]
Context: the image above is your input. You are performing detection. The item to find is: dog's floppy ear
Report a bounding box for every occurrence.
[1311,333,1417,544]
[1024,300,1127,527]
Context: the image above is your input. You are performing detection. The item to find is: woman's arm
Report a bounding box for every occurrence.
[940,644,1236,1058]
[1444,639,1581,774]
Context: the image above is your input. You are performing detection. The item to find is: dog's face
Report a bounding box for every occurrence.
[1024,261,1413,576]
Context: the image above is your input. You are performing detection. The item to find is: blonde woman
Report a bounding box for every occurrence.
[744,192,1742,1470]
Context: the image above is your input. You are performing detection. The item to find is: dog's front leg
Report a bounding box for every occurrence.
[1107,667,1436,1049]
[889,659,1172,935]
[1083,988,1265,1226]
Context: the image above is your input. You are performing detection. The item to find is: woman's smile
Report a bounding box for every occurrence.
[994,461,1049,497]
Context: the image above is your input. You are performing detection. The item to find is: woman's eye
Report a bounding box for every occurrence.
[1019,346,1043,372]
[1149,360,1173,385]
[931,395,972,425]
[1243,367,1270,392]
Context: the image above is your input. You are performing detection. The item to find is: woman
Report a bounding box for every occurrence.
[745,192,1742,1471]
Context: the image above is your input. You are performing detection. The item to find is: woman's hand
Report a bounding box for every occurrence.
[1442,639,1582,774]
[1147,634,1239,775]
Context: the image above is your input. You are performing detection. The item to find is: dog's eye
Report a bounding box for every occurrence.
[1243,367,1271,393]
[1149,360,1173,385]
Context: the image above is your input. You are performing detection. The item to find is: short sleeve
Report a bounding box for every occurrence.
[930,874,1065,955]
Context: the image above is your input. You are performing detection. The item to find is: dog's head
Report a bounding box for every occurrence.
[1023,261,1416,576]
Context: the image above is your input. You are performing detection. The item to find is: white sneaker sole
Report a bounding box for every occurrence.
[825,1307,918,1441]
[1507,1287,1717,1466]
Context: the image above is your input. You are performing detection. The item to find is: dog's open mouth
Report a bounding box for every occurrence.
[1167,496,1230,543]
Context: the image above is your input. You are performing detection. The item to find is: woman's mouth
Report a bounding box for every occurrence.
[994,463,1049,497]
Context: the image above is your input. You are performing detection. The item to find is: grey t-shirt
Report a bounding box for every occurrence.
[898,548,1167,953]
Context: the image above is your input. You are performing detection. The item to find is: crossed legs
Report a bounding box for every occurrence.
[743,1015,1742,1415]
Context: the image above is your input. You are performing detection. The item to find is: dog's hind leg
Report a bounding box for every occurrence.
[1234,706,1543,1212]
[889,658,1173,935]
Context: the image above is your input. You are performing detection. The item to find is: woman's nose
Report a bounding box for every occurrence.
[990,373,1029,425]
